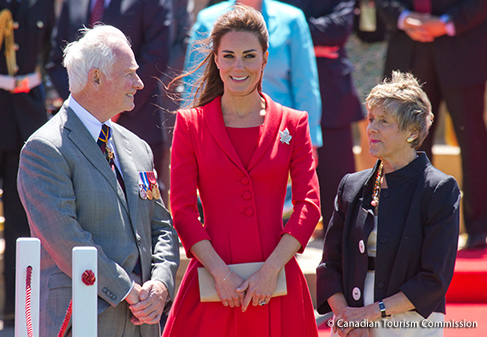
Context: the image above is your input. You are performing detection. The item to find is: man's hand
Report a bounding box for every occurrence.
[129,280,168,325]
[125,282,142,305]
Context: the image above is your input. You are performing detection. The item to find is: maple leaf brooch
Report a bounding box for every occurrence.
[279,128,292,145]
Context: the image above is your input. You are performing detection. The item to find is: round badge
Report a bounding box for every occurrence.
[139,186,147,200]
[146,189,153,200]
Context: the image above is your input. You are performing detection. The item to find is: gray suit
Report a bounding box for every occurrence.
[17,103,180,336]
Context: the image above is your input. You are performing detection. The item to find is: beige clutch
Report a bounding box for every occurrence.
[197,262,287,302]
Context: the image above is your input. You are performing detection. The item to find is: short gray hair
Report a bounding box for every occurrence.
[366,71,434,149]
[63,25,131,93]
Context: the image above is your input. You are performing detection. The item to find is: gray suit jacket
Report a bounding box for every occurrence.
[17,103,180,336]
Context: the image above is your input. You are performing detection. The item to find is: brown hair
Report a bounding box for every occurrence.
[170,4,268,108]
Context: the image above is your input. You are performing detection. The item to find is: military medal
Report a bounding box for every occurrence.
[147,171,160,199]
[146,188,153,200]
[139,184,147,200]
[106,146,114,161]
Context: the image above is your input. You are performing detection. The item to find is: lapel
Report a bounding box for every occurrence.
[203,97,248,173]
[247,93,282,172]
[203,94,283,174]
[62,105,129,213]
[111,125,140,231]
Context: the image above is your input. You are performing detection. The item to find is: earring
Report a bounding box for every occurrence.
[407,136,415,143]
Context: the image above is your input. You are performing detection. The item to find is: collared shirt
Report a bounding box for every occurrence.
[183,0,323,147]
[68,95,123,177]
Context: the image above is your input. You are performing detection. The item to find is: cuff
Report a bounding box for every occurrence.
[440,15,456,36]
[398,10,411,30]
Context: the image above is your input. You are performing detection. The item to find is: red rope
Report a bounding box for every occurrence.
[57,270,96,337]
[25,266,34,337]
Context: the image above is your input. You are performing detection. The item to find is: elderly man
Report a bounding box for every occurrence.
[17,25,179,337]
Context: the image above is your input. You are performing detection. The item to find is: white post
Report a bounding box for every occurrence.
[72,247,97,337]
[15,238,40,337]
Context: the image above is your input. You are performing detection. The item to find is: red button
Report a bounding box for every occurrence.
[244,207,254,216]
[240,176,250,185]
[242,191,252,200]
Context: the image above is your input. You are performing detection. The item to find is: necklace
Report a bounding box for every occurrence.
[371,161,384,208]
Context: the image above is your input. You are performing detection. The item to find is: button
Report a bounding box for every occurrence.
[380,237,387,244]
[244,207,254,216]
[111,294,117,300]
[352,287,361,301]
[37,20,44,29]
[378,282,385,289]
[358,240,365,254]
[382,191,389,198]
[242,191,252,200]
[240,176,249,185]
[13,21,19,29]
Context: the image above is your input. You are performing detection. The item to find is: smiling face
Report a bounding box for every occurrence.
[214,31,267,98]
[367,106,416,166]
[100,42,144,117]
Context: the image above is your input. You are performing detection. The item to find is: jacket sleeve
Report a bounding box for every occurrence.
[316,174,349,314]
[281,111,321,253]
[17,137,133,307]
[399,175,460,318]
[307,0,355,47]
[170,110,212,257]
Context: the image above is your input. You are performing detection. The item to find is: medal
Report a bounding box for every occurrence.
[147,171,160,200]
[146,188,153,200]
[152,185,161,199]
[139,184,147,200]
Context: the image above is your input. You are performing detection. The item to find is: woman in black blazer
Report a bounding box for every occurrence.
[317,71,461,337]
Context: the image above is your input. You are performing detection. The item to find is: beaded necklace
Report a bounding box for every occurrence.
[371,161,384,208]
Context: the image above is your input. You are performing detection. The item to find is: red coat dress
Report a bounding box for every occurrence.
[163,94,320,337]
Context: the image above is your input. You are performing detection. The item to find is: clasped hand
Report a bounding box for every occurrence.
[215,268,278,312]
[403,12,448,42]
[125,280,168,325]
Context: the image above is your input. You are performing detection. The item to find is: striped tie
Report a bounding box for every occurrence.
[98,124,125,193]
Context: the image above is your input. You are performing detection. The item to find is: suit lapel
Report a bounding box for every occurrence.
[111,126,139,231]
[63,106,129,213]
[247,93,282,171]
[204,97,247,173]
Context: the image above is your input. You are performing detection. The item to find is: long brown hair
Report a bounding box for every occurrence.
[170,4,269,108]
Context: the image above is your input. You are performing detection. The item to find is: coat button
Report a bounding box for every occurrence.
[242,191,252,200]
[380,237,387,244]
[352,287,361,301]
[378,282,385,289]
[240,176,249,185]
[244,207,254,216]
[358,240,365,254]
[382,191,389,198]
[37,20,44,29]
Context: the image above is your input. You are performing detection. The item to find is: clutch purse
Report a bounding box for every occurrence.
[197,262,287,302]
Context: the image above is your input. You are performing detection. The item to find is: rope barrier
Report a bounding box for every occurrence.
[25,266,34,337]
[57,269,96,337]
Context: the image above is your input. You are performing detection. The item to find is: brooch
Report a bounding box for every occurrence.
[279,128,292,144]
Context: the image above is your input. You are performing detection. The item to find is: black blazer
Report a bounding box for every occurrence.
[376,0,487,87]
[280,0,364,128]
[47,0,173,145]
[317,153,461,318]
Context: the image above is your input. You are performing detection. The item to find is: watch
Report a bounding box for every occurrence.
[378,301,387,318]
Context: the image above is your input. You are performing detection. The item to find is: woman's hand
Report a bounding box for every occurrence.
[215,271,245,308]
[236,266,279,312]
[334,305,378,336]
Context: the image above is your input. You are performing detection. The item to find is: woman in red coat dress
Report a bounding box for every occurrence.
[163,5,321,337]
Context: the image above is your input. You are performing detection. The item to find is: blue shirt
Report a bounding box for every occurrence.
[183,0,322,146]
